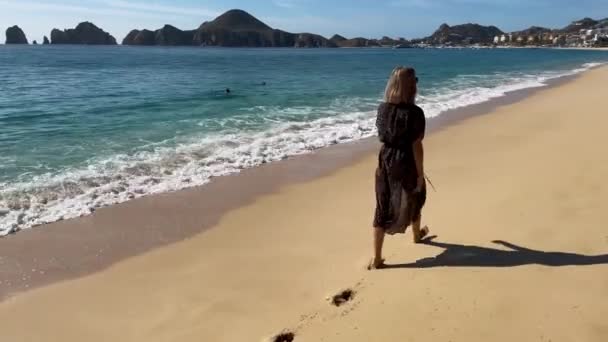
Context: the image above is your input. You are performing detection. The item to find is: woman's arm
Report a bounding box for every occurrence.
[413,138,424,191]
[412,108,426,191]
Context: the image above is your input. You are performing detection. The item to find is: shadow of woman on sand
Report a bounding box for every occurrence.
[384,237,608,269]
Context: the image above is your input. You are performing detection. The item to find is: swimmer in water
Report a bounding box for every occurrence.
[225,88,231,94]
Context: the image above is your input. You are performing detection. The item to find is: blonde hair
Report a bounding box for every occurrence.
[383,66,417,104]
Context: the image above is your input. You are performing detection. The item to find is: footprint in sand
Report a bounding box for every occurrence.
[330,289,355,307]
[270,331,295,342]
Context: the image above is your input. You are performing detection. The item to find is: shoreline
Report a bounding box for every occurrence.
[0,66,607,341]
[0,64,602,301]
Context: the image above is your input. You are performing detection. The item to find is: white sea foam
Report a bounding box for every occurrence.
[0,61,604,236]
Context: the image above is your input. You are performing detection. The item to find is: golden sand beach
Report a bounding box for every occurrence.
[1,67,607,342]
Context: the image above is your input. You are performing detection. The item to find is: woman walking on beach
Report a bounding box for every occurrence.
[371,66,429,269]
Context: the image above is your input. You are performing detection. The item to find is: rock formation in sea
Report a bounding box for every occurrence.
[122,25,194,46]
[333,37,381,48]
[43,36,50,44]
[426,23,503,45]
[5,25,28,44]
[122,9,335,47]
[122,29,155,45]
[50,22,117,45]
[33,40,38,45]
[155,25,195,45]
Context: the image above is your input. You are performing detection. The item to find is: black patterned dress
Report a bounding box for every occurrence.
[373,102,426,233]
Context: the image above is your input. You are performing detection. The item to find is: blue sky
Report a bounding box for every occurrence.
[1,0,607,43]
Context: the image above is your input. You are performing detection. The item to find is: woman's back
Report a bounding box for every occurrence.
[376,102,425,149]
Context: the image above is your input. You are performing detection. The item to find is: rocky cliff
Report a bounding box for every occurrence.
[5,25,28,44]
[123,9,334,47]
[426,23,503,45]
[122,29,154,45]
[123,25,196,46]
[51,22,117,45]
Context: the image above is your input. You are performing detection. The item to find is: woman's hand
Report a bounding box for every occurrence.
[415,175,425,193]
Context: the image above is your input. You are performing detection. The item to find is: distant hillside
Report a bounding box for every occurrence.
[512,26,554,36]
[124,9,335,47]
[562,18,598,33]
[329,34,347,44]
[425,23,503,45]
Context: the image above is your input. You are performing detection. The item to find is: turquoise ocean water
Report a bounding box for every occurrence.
[1,46,607,234]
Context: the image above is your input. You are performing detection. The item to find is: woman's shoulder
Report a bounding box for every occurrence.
[403,103,424,113]
[378,102,393,111]
[380,102,424,114]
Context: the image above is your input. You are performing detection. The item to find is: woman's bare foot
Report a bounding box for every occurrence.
[368,257,386,270]
[414,226,430,244]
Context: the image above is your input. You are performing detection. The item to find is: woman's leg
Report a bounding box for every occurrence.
[412,218,423,242]
[411,185,429,243]
[373,227,385,267]
[412,217,429,243]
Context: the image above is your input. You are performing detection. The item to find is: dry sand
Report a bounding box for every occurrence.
[1,67,607,342]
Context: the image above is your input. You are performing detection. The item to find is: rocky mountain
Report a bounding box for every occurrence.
[192,10,285,47]
[5,25,28,44]
[51,22,117,45]
[426,23,503,45]
[329,34,347,45]
[123,9,334,47]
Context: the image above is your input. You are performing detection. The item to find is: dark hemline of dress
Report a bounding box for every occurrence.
[373,102,427,234]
